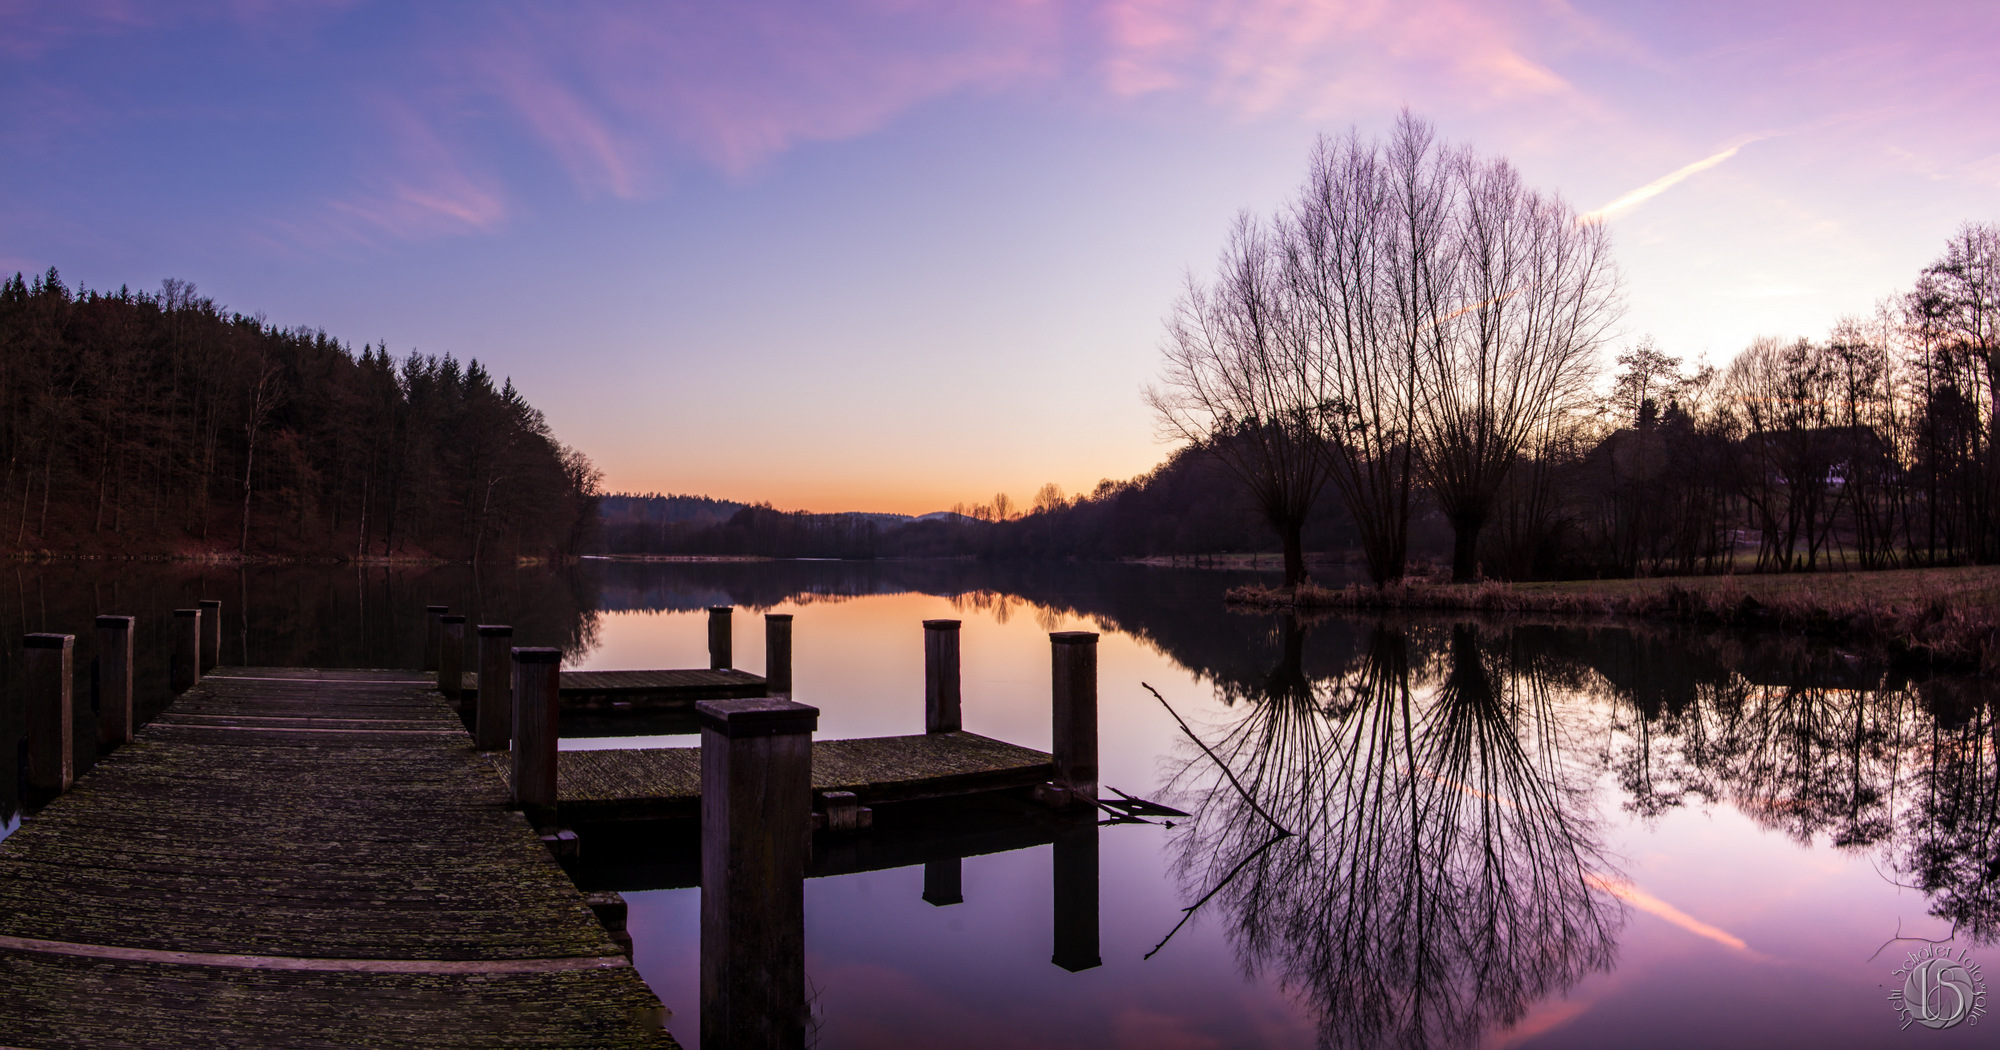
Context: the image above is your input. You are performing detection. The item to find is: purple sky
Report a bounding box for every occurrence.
[4,1,1996,513]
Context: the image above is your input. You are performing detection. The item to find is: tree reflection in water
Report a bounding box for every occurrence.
[1162,619,1621,1050]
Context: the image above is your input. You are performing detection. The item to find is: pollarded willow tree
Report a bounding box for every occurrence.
[1148,213,1334,588]
[1416,152,1620,582]
[1150,111,1619,587]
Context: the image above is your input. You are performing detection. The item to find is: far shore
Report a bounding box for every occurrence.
[1227,565,2000,674]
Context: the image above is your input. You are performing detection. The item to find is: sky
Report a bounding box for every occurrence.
[3,1,1998,515]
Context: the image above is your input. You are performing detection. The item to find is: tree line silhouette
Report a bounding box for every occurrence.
[606,217,2000,583]
[0,270,601,560]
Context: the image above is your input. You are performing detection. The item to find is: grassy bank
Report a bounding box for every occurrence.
[1227,566,2000,673]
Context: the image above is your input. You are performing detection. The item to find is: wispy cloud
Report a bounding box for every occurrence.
[442,0,1616,197]
[1583,140,1758,222]
[285,101,510,248]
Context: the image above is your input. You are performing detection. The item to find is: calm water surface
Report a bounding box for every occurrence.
[0,559,1994,1048]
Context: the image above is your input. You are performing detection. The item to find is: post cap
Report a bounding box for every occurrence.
[764,613,793,622]
[708,605,733,615]
[173,608,200,618]
[426,605,449,614]
[477,624,513,637]
[510,647,562,665]
[197,599,221,609]
[441,614,467,625]
[23,633,73,650]
[1050,631,1100,645]
[923,619,962,630]
[696,698,819,738]
[95,615,136,629]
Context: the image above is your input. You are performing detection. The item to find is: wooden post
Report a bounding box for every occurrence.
[923,619,962,734]
[1052,821,1101,972]
[423,605,448,672]
[511,646,561,829]
[700,697,818,1050]
[171,609,201,694]
[708,606,733,670]
[923,858,963,907]
[764,613,792,696]
[438,615,466,703]
[95,616,135,747]
[24,633,73,797]
[475,625,513,751]
[197,599,221,671]
[1050,631,1099,806]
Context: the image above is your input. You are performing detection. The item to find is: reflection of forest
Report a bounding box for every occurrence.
[1154,612,2000,1048]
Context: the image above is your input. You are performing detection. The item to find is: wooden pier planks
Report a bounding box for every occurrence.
[461,668,768,709]
[0,668,676,1049]
[554,732,1057,822]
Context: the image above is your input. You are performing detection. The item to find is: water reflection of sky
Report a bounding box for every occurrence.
[569,569,2000,1049]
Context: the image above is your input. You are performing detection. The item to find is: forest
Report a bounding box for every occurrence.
[0,270,601,561]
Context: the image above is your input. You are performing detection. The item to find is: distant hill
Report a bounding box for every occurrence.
[594,444,1374,560]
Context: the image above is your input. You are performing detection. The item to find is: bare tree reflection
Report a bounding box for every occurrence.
[1164,621,1620,1050]
[1897,681,2000,940]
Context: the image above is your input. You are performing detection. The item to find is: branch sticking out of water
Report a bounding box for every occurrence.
[1867,916,1963,963]
[1142,682,1292,837]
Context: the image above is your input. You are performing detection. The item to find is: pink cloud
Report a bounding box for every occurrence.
[443,0,1615,198]
[279,101,510,248]
[453,1,1064,192]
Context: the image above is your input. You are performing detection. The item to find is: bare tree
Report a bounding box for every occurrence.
[1414,156,1620,581]
[1149,214,1334,587]
[1909,222,2000,558]
[1281,113,1454,585]
[1610,335,1680,427]
[239,362,284,554]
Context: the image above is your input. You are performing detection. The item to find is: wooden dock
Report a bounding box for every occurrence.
[460,668,768,710]
[542,732,1056,823]
[0,668,675,1048]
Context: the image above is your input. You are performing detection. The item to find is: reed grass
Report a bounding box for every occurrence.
[1226,566,2000,673]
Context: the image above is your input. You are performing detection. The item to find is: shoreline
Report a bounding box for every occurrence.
[1226,566,2000,674]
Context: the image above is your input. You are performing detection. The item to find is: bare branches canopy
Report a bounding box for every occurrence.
[1149,112,1621,585]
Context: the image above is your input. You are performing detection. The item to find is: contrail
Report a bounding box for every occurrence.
[1581,141,1756,222]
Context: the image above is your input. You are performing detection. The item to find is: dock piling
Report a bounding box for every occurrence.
[511,647,562,829]
[1049,631,1099,808]
[171,609,201,694]
[699,697,818,1050]
[423,605,448,672]
[23,634,73,797]
[764,613,792,696]
[923,619,962,734]
[94,616,135,747]
[708,606,733,670]
[475,625,513,751]
[197,599,221,671]
[438,615,466,704]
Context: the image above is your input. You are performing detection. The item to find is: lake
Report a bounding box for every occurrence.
[0,558,1992,1048]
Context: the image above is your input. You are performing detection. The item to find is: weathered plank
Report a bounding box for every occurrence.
[0,668,677,1048]
[460,668,768,710]
[548,732,1055,823]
